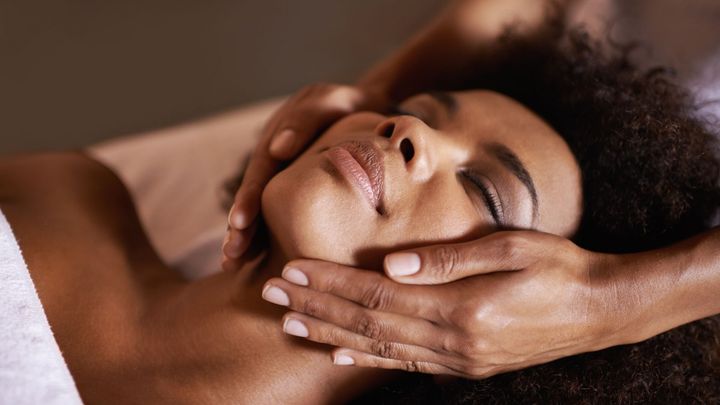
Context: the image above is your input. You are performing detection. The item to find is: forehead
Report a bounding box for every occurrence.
[449,90,583,236]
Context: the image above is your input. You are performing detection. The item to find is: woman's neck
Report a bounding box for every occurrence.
[227,236,396,404]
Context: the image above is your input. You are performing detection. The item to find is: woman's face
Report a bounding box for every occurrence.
[262,90,582,268]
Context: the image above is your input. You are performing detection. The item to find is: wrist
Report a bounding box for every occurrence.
[584,252,643,349]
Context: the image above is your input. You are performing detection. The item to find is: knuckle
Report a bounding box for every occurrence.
[439,333,463,356]
[449,304,482,332]
[557,237,580,256]
[320,271,344,293]
[401,360,422,373]
[432,246,461,278]
[359,283,394,311]
[299,298,324,318]
[322,326,346,346]
[460,339,488,360]
[353,315,384,339]
[494,233,528,264]
[370,340,400,359]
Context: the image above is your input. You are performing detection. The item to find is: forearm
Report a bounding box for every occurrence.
[599,228,720,346]
[357,0,574,103]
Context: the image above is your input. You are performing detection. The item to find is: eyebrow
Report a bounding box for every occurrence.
[486,143,539,222]
[427,91,458,116]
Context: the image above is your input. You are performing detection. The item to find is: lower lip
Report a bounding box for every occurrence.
[326,146,378,208]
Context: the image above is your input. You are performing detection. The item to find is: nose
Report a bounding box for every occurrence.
[375,115,434,181]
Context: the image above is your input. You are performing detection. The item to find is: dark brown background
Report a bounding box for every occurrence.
[0,0,443,153]
[2,1,719,153]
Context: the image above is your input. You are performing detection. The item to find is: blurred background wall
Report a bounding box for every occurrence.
[0,0,444,153]
[2,0,719,154]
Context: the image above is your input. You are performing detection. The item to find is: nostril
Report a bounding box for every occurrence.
[400,138,415,163]
[381,123,395,138]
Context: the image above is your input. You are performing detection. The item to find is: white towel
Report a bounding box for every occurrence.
[0,209,82,405]
[88,98,282,279]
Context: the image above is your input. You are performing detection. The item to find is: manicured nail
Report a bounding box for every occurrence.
[262,285,289,306]
[231,210,249,229]
[282,267,309,286]
[385,252,421,277]
[227,204,236,226]
[283,318,309,337]
[269,129,295,157]
[333,354,355,366]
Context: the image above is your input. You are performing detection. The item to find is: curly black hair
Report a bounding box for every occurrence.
[351,29,720,404]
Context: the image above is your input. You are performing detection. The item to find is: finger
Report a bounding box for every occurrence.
[222,221,258,259]
[268,107,354,160]
[222,255,244,272]
[281,312,455,366]
[262,279,453,353]
[330,348,464,376]
[223,239,268,272]
[282,260,443,321]
[268,86,366,160]
[230,94,308,228]
[229,144,279,230]
[383,231,546,284]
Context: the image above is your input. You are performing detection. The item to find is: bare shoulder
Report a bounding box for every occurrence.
[0,152,183,396]
[0,151,152,240]
[0,151,172,308]
[0,151,127,208]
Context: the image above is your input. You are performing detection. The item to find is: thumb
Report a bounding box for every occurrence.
[383,231,542,285]
[267,106,353,160]
[268,88,367,160]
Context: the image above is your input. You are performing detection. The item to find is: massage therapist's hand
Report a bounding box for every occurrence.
[262,231,624,378]
[222,83,388,270]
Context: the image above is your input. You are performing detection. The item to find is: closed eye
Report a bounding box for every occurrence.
[460,169,504,226]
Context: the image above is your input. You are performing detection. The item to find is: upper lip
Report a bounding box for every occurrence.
[334,140,386,213]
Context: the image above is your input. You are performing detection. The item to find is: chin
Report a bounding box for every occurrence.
[261,160,370,266]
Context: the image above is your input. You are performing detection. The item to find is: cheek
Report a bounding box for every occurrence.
[261,153,376,264]
[376,181,493,251]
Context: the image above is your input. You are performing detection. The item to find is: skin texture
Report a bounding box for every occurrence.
[0,89,584,402]
[262,90,582,269]
[223,0,574,265]
[0,154,389,404]
[223,0,720,384]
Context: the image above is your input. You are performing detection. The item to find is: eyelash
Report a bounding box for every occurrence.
[461,170,503,225]
[390,106,501,224]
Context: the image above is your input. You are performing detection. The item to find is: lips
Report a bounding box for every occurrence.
[326,141,385,212]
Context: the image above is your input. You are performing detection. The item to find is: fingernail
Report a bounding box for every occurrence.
[227,204,236,226]
[283,318,309,337]
[231,210,248,229]
[269,129,295,157]
[333,354,355,366]
[282,267,309,286]
[222,234,230,255]
[385,253,421,277]
[262,285,289,306]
